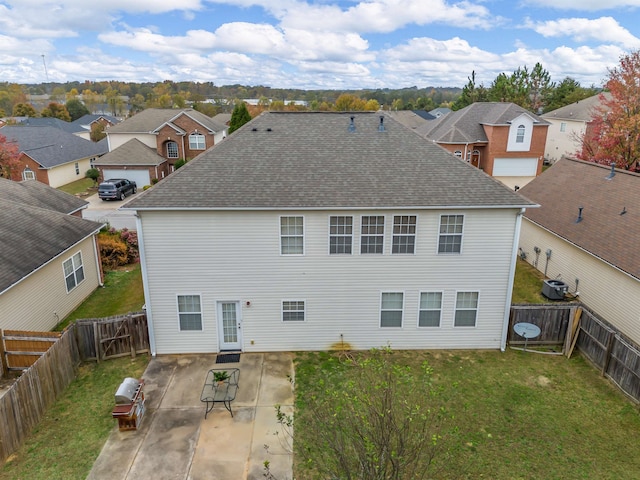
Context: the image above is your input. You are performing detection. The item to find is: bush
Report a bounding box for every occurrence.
[98,228,139,269]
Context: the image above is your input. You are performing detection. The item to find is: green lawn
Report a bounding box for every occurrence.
[294,349,640,479]
[57,177,95,196]
[0,355,148,480]
[512,258,548,304]
[57,263,145,330]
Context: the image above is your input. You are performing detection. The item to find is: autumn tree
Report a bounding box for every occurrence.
[0,134,21,180]
[335,93,367,111]
[13,103,37,117]
[228,102,252,134]
[41,102,71,121]
[578,50,640,170]
[66,99,90,121]
[90,122,106,142]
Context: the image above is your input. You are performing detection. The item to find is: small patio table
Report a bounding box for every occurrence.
[200,368,240,418]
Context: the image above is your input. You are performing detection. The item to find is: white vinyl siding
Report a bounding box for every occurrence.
[380,292,403,327]
[177,295,203,331]
[282,300,305,321]
[419,292,442,327]
[63,252,85,292]
[280,216,304,255]
[138,208,520,354]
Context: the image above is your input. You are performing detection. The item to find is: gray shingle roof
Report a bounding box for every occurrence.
[417,102,549,144]
[72,114,120,127]
[16,117,81,133]
[520,157,640,279]
[107,108,226,134]
[94,138,166,166]
[126,112,534,210]
[0,177,88,215]
[541,93,610,122]
[0,125,107,168]
[0,198,103,293]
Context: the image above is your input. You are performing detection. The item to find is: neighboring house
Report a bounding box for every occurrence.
[0,178,104,331]
[541,93,609,164]
[518,158,640,346]
[106,108,228,172]
[72,114,120,141]
[417,102,550,190]
[429,107,452,118]
[125,111,535,355]
[385,110,434,130]
[93,138,169,187]
[0,125,107,187]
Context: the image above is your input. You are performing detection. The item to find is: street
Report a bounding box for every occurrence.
[82,192,138,231]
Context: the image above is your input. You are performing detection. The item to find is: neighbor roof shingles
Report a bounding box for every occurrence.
[0,177,88,214]
[519,157,640,279]
[126,111,534,210]
[106,108,226,134]
[94,138,166,166]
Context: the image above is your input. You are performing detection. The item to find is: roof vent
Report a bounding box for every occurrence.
[266,127,272,132]
[348,116,356,133]
[378,116,386,132]
[575,206,584,223]
[606,162,616,180]
[252,127,258,132]
[620,207,627,215]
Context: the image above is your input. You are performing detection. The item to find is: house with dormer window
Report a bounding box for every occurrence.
[417,102,549,190]
[101,108,227,185]
[124,112,535,355]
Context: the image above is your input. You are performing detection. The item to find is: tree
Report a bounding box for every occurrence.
[228,102,252,134]
[293,348,449,480]
[66,99,90,121]
[335,93,366,111]
[12,103,37,117]
[0,134,21,180]
[578,50,640,170]
[90,122,106,142]
[452,70,488,110]
[85,168,100,186]
[41,102,71,121]
[486,63,554,112]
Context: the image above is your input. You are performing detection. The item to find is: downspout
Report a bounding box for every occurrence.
[136,213,157,356]
[501,208,525,351]
[93,233,104,287]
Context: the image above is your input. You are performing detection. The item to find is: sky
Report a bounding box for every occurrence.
[2,0,640,90]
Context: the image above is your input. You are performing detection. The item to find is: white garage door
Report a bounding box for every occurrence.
[493,158,538,176]
[103,169,150,187]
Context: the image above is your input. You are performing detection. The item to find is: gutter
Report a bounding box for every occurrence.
[501,208,525,351]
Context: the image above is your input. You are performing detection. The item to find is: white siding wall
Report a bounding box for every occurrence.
[543,119,585,163]
[0,236,101,331]
[519,219,640,345]
[140,208,521,354]
[48,157,93,188]
[108,133,157,151]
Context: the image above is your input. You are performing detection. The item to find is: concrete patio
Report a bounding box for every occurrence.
[87,352,294,480]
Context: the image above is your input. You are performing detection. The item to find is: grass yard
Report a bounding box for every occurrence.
[512,258,548,304]
[57,177,95,196]
[57,263,144,330]
[0,355,148,480]
[294,349,640,480]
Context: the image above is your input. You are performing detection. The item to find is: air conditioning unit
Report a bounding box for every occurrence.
[542,279,568,300]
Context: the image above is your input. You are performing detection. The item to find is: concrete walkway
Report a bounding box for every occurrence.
[87,353,294,480]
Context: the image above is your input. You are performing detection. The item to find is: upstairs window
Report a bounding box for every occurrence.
[166,141,178,158]
[516,125,525,143]
[189,133,206,150]
[361,215,384,254]
[454,150,462,158]
[560,122,567,133]
[22,167,35,181]
[63,252,85,292]
[280,216,304,255]
[392,215,416,254]
[438,215,464,254]
[329,216,353,254]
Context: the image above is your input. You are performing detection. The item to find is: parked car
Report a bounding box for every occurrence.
[98,179,137,201]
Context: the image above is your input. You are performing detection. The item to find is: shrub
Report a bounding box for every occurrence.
[98,236,128,270]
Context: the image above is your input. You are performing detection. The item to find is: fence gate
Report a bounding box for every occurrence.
[74,312,149,362]
[1,330,61,372]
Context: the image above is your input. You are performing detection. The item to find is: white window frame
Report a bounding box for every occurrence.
[282,300,306,322]
[177,294,203,331]
[189,132,206,150]
[280,216,304,255]
[560,122,567,133]
[62,251,85,293]
[329,216,353,254]
[22,167,35,181]
[75,162,80,175]
[454,291,479,327]
[454,150,462,158]
[515,124,525,143]
[438,214,464,254]
[418,291,443,328]
[360,215,385,254]
[166,141,179,159]
[392,215,417,254]
[380,292,404,328]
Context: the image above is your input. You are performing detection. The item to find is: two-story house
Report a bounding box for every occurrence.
[125,112,535,355]
[417,102,550,190]
[98,108,227,186]
[0,125,107,187]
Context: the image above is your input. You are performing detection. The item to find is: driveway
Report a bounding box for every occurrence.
[87,352,294,480]
[82,192,139,230]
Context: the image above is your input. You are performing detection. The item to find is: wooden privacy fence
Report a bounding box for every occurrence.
[1,330,62,372]
[574,308,640,403]
[74,312,149,362]
[508,303,579,350]
[0,327,80,463]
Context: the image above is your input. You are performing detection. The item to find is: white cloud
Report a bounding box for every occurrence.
[523,0,640,10]
[526,16,640,49]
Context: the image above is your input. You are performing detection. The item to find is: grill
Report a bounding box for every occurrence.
[112,378,145,431]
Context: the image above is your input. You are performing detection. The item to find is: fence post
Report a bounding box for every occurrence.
[128,315,136,359]
[601,332,616,377]
[0,329,7,377]
[93,321,101,363]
